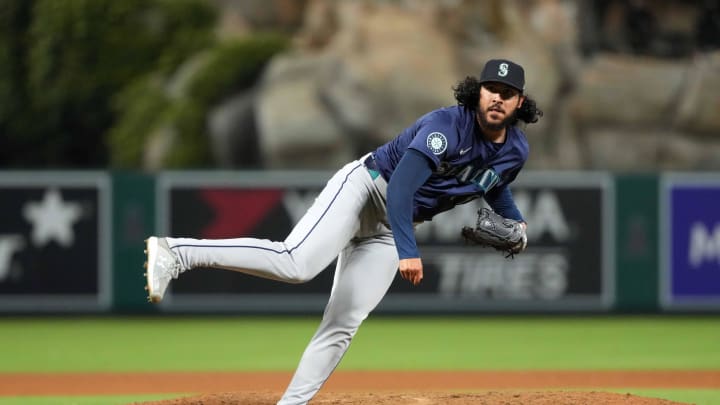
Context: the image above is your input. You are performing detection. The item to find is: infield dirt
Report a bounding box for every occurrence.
[3,370,718,404]
[137,390,689,404]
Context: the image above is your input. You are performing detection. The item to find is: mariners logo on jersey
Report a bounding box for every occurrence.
[437,159,502,194]
[426,132,447,155]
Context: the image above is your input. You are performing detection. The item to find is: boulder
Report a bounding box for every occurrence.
[569,54,688,127]
[207,90,260,168]
[675,51,720,135]
[319,1,458,145]
[255,53,353,169]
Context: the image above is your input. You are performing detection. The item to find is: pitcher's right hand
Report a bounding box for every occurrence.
[399,258,423,286]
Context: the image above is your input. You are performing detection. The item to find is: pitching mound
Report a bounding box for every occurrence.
[137,390,687,404]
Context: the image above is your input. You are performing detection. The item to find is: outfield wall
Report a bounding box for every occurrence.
[0,170,717,314]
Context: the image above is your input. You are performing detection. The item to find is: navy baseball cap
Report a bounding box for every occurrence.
[479,59,525,93]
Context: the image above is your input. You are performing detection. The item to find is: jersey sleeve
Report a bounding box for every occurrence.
[406,111,458,169]
[386,149,434,259]
[484,184,524,222]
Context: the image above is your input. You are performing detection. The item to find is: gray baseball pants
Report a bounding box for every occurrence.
[165,155,398,405]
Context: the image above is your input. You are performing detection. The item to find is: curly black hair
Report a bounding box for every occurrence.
[452,76,543,125]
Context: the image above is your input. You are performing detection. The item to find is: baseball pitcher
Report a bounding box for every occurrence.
[144,58,542,404]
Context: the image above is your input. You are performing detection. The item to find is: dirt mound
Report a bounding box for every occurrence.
[136,390,688,404]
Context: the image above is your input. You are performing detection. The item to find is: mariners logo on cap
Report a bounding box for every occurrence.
[426,132,447,155]
[479,59,525,92]
[498,63,509,77]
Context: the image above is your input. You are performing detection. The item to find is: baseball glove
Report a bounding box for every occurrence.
[461,208,527,258]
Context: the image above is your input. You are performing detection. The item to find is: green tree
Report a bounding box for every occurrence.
[109,33,289,168]
[0,0,36,166]
[0,0,216,168]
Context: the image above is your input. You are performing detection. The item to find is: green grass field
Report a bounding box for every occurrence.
[1,316,719,404]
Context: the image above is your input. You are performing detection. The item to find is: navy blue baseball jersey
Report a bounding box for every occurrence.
[373,105,529,222]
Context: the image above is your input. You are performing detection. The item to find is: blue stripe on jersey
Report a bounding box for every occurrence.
[169,163,365,254]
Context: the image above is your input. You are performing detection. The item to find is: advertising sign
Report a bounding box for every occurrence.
[661,174,720,310]
[385,172,614,312]
[0,173,111,311]
[157,172,336,312]
[158,171,613,313]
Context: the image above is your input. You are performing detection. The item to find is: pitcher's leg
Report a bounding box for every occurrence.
[277,235,398,405]
[167,162,369,283]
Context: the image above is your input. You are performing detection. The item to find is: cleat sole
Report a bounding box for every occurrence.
[144,237,163,304]
[144,238,155,303]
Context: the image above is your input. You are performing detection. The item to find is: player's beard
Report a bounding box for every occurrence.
[478,106,517,131]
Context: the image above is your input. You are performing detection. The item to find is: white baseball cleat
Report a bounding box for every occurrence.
[144,236,182,303]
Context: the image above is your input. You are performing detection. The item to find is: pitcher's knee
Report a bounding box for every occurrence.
[283,262,317,284]
[281,250,325,283]
[325,310,366,332]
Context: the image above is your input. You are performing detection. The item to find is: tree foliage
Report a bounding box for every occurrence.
[109,33,289,168]
[0,0,216,168]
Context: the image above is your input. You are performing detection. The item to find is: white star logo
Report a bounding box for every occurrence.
[23,188,83,248]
